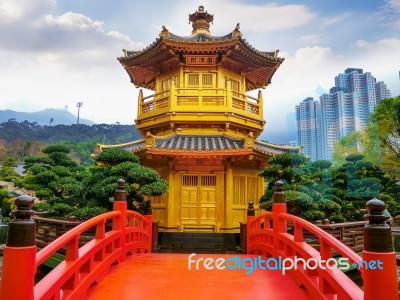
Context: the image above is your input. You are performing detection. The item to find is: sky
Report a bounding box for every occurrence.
[0,0,399,143]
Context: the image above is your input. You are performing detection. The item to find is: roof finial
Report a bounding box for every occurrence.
[189,6,214,36]
[232,22,242,39]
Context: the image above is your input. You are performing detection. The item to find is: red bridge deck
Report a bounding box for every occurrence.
[85,253,310,300]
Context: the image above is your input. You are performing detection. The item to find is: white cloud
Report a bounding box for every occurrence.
[300,34,322,44]
[321,12,352,28]
[43,12,104,32]
[388,0,400,10]
[354,39,368,48]
[0,0,55,24]
[0,0,143,124]
[376,0,400,28]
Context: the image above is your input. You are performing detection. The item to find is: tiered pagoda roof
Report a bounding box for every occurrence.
[118,6,283,91]
[97,133,300,159]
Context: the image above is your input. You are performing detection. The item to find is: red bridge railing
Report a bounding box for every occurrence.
[247,181,398,300]
[1,179,152,300]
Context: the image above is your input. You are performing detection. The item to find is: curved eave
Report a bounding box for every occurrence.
[118,39,179,90]
[254,140,301,156]
[97,140,146,153]
[230,39,284,91]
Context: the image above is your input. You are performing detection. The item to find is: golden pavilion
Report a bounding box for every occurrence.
[98,6,299,232]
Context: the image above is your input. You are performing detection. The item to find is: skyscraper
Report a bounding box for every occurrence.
[296,97,322,160]
[296,68,391,161]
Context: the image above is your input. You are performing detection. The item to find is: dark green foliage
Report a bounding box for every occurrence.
[0,189,13,217]
[69,206,107,221]
[22,144,84,202]
[329,215,347,223]
[35,188,54,199]
[0,120,141,163]
[97,149,139,165]
[372,96,400,165]
[52,203,74,216]
[259,153,308,185]
[42,145,71,154]
[259,150,400,222]
[0,121,141,144]
[32,202,52,212]
[0,157,20,181]
[83,148,168,214]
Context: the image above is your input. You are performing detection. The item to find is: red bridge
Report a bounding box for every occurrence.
[1,181,398,299]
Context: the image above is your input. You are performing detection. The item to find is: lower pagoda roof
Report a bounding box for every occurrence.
[97,134,300,158]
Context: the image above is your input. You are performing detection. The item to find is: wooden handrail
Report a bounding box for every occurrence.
[317,221,367,229]
[247,181,398,300]
[1,179,153,300]
[35,211,120,267]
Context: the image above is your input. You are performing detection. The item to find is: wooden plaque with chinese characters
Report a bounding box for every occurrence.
[186,55,216,66]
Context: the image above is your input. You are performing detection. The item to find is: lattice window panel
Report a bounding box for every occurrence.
[201,175,217,186]
[182,175,198,186]
[202,74,213,86]
[162,79,170,91]
[247,177,259,204]
[188,74,199,86]
[230,80,240,92]
[233,176,246,205]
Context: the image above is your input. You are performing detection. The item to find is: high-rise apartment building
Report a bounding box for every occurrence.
[296,68,391,161]
[296,97,322,160]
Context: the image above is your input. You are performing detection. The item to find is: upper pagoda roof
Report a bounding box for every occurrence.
[118,6,284,91]
[97,133,300,159]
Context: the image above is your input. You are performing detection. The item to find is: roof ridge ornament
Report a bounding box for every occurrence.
[232,22,242,39]
[145,132,156,149]
[244,132,255,149]
[160,25,170,39]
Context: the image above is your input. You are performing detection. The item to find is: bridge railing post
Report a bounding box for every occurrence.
[113,179,127,262]
[1,195,36,300]
[145,211,153,252]
[362,198,397,300]
[272,180,287,256]
[246,201,255,254]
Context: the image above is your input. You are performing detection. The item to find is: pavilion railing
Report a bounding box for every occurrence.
[247,181,398,300]
[0,179,153,300]
[137,83,262,119]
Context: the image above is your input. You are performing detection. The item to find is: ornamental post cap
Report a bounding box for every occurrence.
[14,194,34,209]
[365,197,385,213]
[275,180,284,190]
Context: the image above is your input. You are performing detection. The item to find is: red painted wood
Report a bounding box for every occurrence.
[33,210,152,300]
[85,253,311,300]
[362,250,398,300]
[247,212,364,299]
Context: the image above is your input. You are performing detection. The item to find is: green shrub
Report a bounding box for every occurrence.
[32,202,52,212]
[36,188,54,199]
[0,197,14,217]
[301,210,325,222]
[329,214,347,223]
[52,203,74,216]
[69,206,107,221]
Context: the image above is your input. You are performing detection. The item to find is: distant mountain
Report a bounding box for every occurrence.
[0,108,95,126]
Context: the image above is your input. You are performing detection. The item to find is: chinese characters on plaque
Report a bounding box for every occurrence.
[186,55,216,66]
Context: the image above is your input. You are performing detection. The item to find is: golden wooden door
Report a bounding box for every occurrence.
[181,175,199,224]
[199,175,216,225]
[181,175,216,226]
